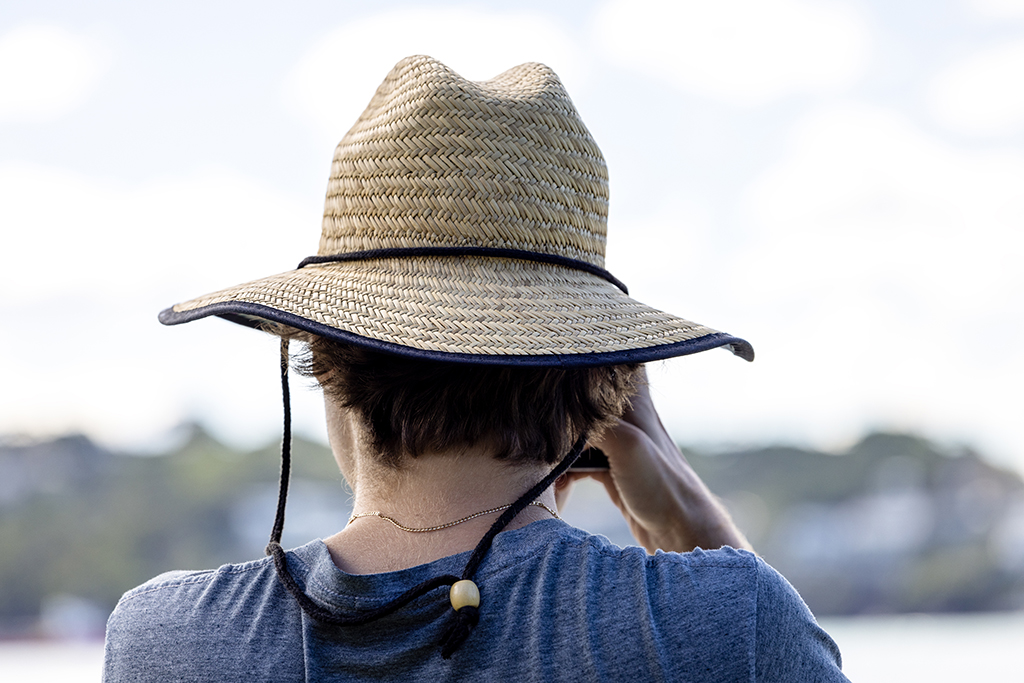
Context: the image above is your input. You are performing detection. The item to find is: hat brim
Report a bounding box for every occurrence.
[159,256,753,366]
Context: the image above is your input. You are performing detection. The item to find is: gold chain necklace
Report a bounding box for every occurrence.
[347,501,560,533]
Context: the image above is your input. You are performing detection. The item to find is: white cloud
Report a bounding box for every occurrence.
[592,0,869,106]
[605,201,723,324]
[284,7,585,145]
[727,104,1024,461]
[928,40,1024,136]
[0,24,109,123]
[967,0,1024,18]
[743,105,1024,316]
[0,299,329,450]
[0,162,315,306]
[0,163,325,449]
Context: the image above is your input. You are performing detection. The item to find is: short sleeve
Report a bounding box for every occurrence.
[753,559,850,682]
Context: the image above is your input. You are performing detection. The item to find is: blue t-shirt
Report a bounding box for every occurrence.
[103,520,847,681]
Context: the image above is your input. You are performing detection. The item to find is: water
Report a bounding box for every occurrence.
[0,641,104,682]
[3,613,1023,681]
[820,612,1024,681]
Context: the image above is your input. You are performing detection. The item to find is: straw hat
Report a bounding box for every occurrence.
[159,55,752,366]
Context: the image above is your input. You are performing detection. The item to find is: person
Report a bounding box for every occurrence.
[102,55,848,681]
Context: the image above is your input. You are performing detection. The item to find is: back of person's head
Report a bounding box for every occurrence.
[298,335,641,468]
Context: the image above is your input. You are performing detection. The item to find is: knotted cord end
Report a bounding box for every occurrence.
[440,605,480,659]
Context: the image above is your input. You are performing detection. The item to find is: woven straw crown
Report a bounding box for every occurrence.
[160,55,753,365]
[321,57,608,266]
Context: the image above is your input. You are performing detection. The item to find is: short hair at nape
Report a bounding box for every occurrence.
[295,337,641,468]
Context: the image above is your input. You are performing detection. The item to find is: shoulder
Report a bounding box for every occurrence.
[507,528,764,679]
[520,522,758,591]
[751,560,849,681]
[104,549,312,683]
[540,522,757,566]
[114,554,278,610]
[109,554,288,631]
[633,547,848,682]
[523,526,847,680]
[557,528,759,591]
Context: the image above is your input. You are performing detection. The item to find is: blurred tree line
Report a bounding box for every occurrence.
[0,427,343,637]
[1,427,1023,637]
[687,434,1024,615]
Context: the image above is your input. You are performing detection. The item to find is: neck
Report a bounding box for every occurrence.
[324,445,558,575]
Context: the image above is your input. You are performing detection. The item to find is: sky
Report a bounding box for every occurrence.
[2,0,1023,472]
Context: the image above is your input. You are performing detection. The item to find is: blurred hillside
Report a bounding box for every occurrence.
[689,435,1024,615]
[1,428,1023,638]
[0,427,347,638]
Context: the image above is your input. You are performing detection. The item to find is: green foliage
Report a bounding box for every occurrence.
[1,428,1021,629]
[0,426,338,626]
[685,432,1024,615]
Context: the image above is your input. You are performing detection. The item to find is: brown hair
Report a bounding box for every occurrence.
[295,336,641,468]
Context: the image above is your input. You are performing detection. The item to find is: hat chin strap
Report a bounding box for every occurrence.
[264,337,587,658]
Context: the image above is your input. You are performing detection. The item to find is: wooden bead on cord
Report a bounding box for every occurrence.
[449,580,480,611]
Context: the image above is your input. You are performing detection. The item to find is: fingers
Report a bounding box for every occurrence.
[553,473,579,512]
[616,380,679,458]
[589,417,651,463]
[586,469,626,512]
[572,369,754,553]
[589,419,675,522]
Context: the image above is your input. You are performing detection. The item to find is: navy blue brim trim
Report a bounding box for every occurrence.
[159,301,754,365]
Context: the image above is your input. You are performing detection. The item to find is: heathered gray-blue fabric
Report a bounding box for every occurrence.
[103,520,847,682]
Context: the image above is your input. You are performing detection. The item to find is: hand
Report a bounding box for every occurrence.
[571,369,753,554]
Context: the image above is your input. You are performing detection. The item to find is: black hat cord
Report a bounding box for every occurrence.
[264,337,587,659]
